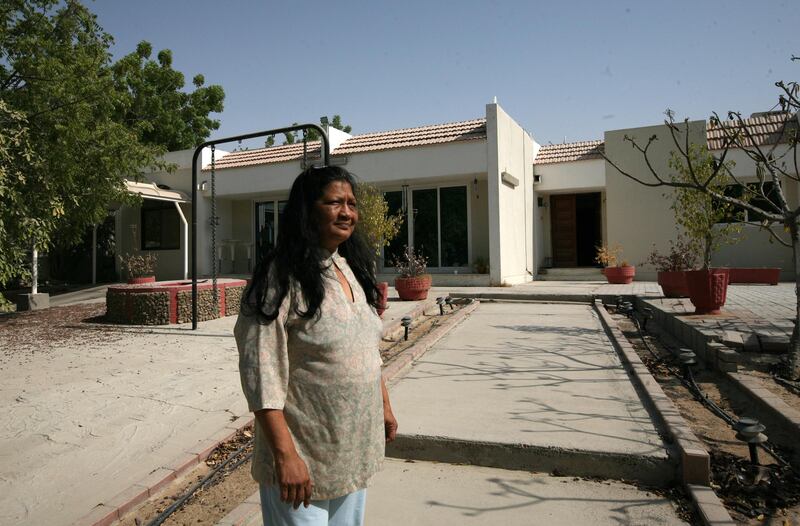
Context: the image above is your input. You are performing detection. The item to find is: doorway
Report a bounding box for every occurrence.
[550,192,602,267]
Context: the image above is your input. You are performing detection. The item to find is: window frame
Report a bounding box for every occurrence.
[380,183,472,272]
[140,199,180,251]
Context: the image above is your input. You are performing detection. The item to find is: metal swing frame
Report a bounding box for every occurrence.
[190,124,330,330]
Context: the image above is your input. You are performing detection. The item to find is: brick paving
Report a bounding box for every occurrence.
[641,283,795,352]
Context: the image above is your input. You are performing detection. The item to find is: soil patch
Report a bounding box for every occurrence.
[0,303,120,365]
[613,309,800,525]
[118,428,257,526]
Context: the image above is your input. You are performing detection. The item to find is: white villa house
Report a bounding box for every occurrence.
[116,103,798,286]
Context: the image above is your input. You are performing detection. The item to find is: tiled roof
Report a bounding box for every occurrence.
[207,141,323,171]
[205,118,486,170]
[333,118,486,155]
[534,140,605,165]
[707,112,797,150]
[533,113,797,165]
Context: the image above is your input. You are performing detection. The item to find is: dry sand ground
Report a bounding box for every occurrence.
[0,304,248,526]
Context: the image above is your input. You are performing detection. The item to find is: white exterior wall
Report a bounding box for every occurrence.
[127,138,491,280]
[486,103,537,285]
[210,140,487,198]
[708,145,797,279]
[533,158,605,194]
[604,120,796,281]
[604,121,706,280]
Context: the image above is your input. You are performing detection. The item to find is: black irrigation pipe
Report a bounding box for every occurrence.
[146,438,255,526]
[612,300,791,468]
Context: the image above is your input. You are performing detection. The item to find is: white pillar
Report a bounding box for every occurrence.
[175,201,189,280]
[31,246,38,294]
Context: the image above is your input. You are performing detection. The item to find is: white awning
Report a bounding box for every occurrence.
[125,180,190,203]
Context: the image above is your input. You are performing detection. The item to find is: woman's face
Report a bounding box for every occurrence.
[314,180,358,251]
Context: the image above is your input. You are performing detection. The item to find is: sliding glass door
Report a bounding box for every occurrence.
[255,199,287,264]
[382,185,468,270]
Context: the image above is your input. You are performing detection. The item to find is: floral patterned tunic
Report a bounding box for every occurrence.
[234,250,384,499]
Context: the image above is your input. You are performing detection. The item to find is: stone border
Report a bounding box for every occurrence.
[635,297,740,373]
[594,300,710,485]
[686,485,738,526]
[382,300,479,385]
[593,300,737,526]
[724,371,800,464]
[72,415,255,526]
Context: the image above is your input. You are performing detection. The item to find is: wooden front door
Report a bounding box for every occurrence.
[551,194,577,267]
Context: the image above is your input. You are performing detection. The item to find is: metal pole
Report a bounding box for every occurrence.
[190,124,330,330]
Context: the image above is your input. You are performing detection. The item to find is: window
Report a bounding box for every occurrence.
[141,200,180,250]
[717,182,782,223]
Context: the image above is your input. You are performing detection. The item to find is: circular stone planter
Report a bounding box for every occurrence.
[395,275,432,301]
[686,268,729,315]
[657,270,689,298]
[106,278,247,325]
[602,266,636,284]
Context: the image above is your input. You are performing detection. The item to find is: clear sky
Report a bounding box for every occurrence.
[91,0,798,149]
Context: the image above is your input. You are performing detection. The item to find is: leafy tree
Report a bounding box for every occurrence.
[668,144,744,269]
[112,41,225,151]
[0,99,39,286]
[265,115,352,147]
[0,0,160,285]
[603,60,800,379]
[354,182,403,260]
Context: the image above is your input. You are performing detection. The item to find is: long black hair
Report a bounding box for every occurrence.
[242,165,380,323]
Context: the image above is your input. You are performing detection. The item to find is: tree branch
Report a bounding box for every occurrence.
[741,221,793,248]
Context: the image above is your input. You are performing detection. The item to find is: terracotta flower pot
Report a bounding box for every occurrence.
[657,270,689,298]
[395,275,432,301]
[128,276,156,285]
[376,282,389,317]
[602,266,636,284]
[685,268,729,315]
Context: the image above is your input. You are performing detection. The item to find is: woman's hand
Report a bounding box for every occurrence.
[255,409,312,509]
[384,406,398,442]
[381,377,398,442]
[275,451,313,509]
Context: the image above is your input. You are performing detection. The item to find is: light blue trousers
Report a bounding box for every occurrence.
[259,484,366,526]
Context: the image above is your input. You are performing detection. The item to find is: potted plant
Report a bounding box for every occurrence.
[642,235,698,297]
[354,183,403,316]
[595,243,636,284]
[119,253,157,284]
[392,246,431,300]
[473,256,490,274]
[668,146,744,314]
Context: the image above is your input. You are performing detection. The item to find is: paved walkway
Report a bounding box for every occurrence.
[220,300,688,525]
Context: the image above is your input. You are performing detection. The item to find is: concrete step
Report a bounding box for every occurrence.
[537,267,605,281]
[220,460,689,526]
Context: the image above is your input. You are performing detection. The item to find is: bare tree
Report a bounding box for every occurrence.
[602,66,800,380]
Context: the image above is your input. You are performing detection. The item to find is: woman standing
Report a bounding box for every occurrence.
[234,165,398,525]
